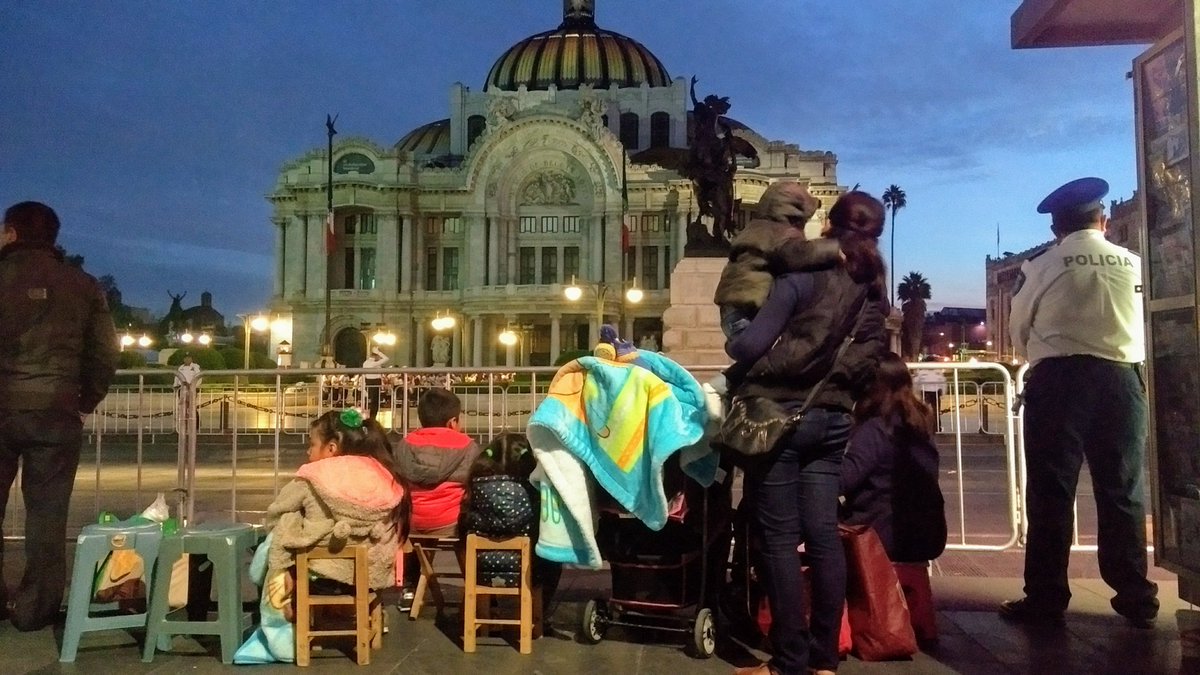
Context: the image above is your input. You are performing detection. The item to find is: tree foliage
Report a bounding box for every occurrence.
[898,271,931,360]
[881,185,907,306]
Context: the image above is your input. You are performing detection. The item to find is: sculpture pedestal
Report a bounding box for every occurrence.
[661,257,730,368]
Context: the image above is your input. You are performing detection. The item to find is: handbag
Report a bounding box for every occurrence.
[839,523,918,661]
[713,292,870,460]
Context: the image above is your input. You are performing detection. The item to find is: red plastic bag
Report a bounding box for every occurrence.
[839,524,917,661]
[894,562,937,645]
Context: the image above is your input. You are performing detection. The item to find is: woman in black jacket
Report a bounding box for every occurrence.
[727,191,888,675]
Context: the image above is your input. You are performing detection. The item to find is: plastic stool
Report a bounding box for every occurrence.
[60,519,164,662]
[142,522,257,663]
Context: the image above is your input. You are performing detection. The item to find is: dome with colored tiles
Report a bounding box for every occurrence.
[485,0,671,92]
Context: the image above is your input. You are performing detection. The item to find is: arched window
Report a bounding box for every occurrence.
[619,112,639,150]
[466,115,486,150]
[649,111,670,148]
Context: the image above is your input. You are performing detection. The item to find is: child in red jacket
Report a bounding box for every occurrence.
[392,387,482,609]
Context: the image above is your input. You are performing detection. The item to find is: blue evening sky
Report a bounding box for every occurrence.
[0,1,1145,317]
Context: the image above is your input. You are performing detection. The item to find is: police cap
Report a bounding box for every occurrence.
[1036,177,1109,215]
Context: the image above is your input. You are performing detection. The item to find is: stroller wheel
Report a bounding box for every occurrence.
[579,598,608,644]
[690,607,716,658]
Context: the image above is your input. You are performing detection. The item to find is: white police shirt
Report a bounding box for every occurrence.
[1009,229,1144,366]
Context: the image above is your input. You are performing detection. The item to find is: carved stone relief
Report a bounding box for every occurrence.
[520,171,577,205]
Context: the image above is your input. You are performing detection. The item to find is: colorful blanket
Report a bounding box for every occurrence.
[234,532,294,664]
[528,350,712,567]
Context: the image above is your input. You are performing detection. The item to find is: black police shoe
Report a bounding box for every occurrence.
[998,598,1065,624]
[1112,590,1159,629]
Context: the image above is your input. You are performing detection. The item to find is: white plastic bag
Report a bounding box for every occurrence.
[140,492,170,522]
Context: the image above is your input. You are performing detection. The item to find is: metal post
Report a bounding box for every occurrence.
[243,316,251,369]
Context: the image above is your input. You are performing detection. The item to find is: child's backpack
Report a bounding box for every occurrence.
[890,437,947,562]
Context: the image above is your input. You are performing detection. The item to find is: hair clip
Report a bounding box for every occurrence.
[340,408,364,429]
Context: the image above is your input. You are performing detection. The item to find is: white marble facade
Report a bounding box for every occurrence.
[268,3,844,368]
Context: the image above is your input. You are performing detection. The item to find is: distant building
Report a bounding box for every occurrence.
[159,291,226,337]
[266,0,846,367]
[923,306,987,359]
[984,193,1140,361]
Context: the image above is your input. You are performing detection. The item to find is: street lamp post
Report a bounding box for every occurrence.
[239,313,269,369]
[564,275,642,345]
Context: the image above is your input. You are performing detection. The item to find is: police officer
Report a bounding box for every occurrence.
[1000,177,1158,628]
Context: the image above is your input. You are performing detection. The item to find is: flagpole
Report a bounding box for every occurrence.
[322,114,337,361]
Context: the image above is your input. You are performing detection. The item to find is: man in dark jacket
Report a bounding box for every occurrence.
[0,201,119,631]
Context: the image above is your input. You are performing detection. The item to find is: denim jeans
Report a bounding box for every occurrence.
[746,407,851,674]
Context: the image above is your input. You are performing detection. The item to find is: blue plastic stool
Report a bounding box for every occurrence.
[141,522,257,664]
[60,519,164,662]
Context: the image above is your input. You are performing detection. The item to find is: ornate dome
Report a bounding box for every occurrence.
[396,118,450,155]
[485,2,671,92]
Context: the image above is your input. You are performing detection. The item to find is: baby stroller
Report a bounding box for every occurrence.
[581,459,733,658]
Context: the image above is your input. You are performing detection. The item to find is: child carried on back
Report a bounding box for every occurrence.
[714,180,842,338]
[458,432,562,624]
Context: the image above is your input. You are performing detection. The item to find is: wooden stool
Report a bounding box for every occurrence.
[294,545,383,666]
[462,534,534,654]
[407,535,463,620]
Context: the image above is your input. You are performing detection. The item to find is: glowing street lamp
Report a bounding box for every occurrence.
[119,334,136,351]
[563,275,643,342]
[180,331,195,345]
[197,333,212,346]
[430,311,457,332]
[137,335,153,349]
[498,329,518,347]
[372,328,397,346]
[239,313,270,369]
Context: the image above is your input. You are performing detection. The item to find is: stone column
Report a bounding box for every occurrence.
[273,219,285,297]
[487,218,500,285]
[377,212,400,299]
[414,318,427,367]
[400,214,413,293]
[466,214,487,287]
[550,313,561,364]
[472,316,484,367]
[306,212,325,300]
[451,327,461,366]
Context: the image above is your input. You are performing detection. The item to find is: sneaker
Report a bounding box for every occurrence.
[397,588,416,613]
[998,598,1064,625]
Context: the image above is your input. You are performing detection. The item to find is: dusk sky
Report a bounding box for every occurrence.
[1,1,1146,318]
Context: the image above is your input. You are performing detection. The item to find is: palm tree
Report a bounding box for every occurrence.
[882,185,907,307]
[897,271,932,360]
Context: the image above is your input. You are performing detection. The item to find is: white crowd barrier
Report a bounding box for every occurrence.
[2,361,1107,554]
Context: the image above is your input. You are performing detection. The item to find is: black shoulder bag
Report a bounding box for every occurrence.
[713,292,870,460]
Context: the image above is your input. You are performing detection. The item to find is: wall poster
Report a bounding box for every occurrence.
[1140,34,1195,300]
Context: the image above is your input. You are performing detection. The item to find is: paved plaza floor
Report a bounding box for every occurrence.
[1,548,1196,675]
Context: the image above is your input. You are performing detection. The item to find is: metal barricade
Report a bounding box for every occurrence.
[3,360,1094,558]
[910,362,1022,551]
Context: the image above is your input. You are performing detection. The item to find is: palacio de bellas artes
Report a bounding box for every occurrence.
[266,0,845,370]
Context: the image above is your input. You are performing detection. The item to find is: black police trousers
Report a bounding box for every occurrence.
[0,409,83,630]
[1021,355,1158,615]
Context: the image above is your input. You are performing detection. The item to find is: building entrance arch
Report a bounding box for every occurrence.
[334,327,366,368]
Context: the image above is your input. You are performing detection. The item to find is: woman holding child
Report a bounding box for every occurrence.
[726,191,888,675]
